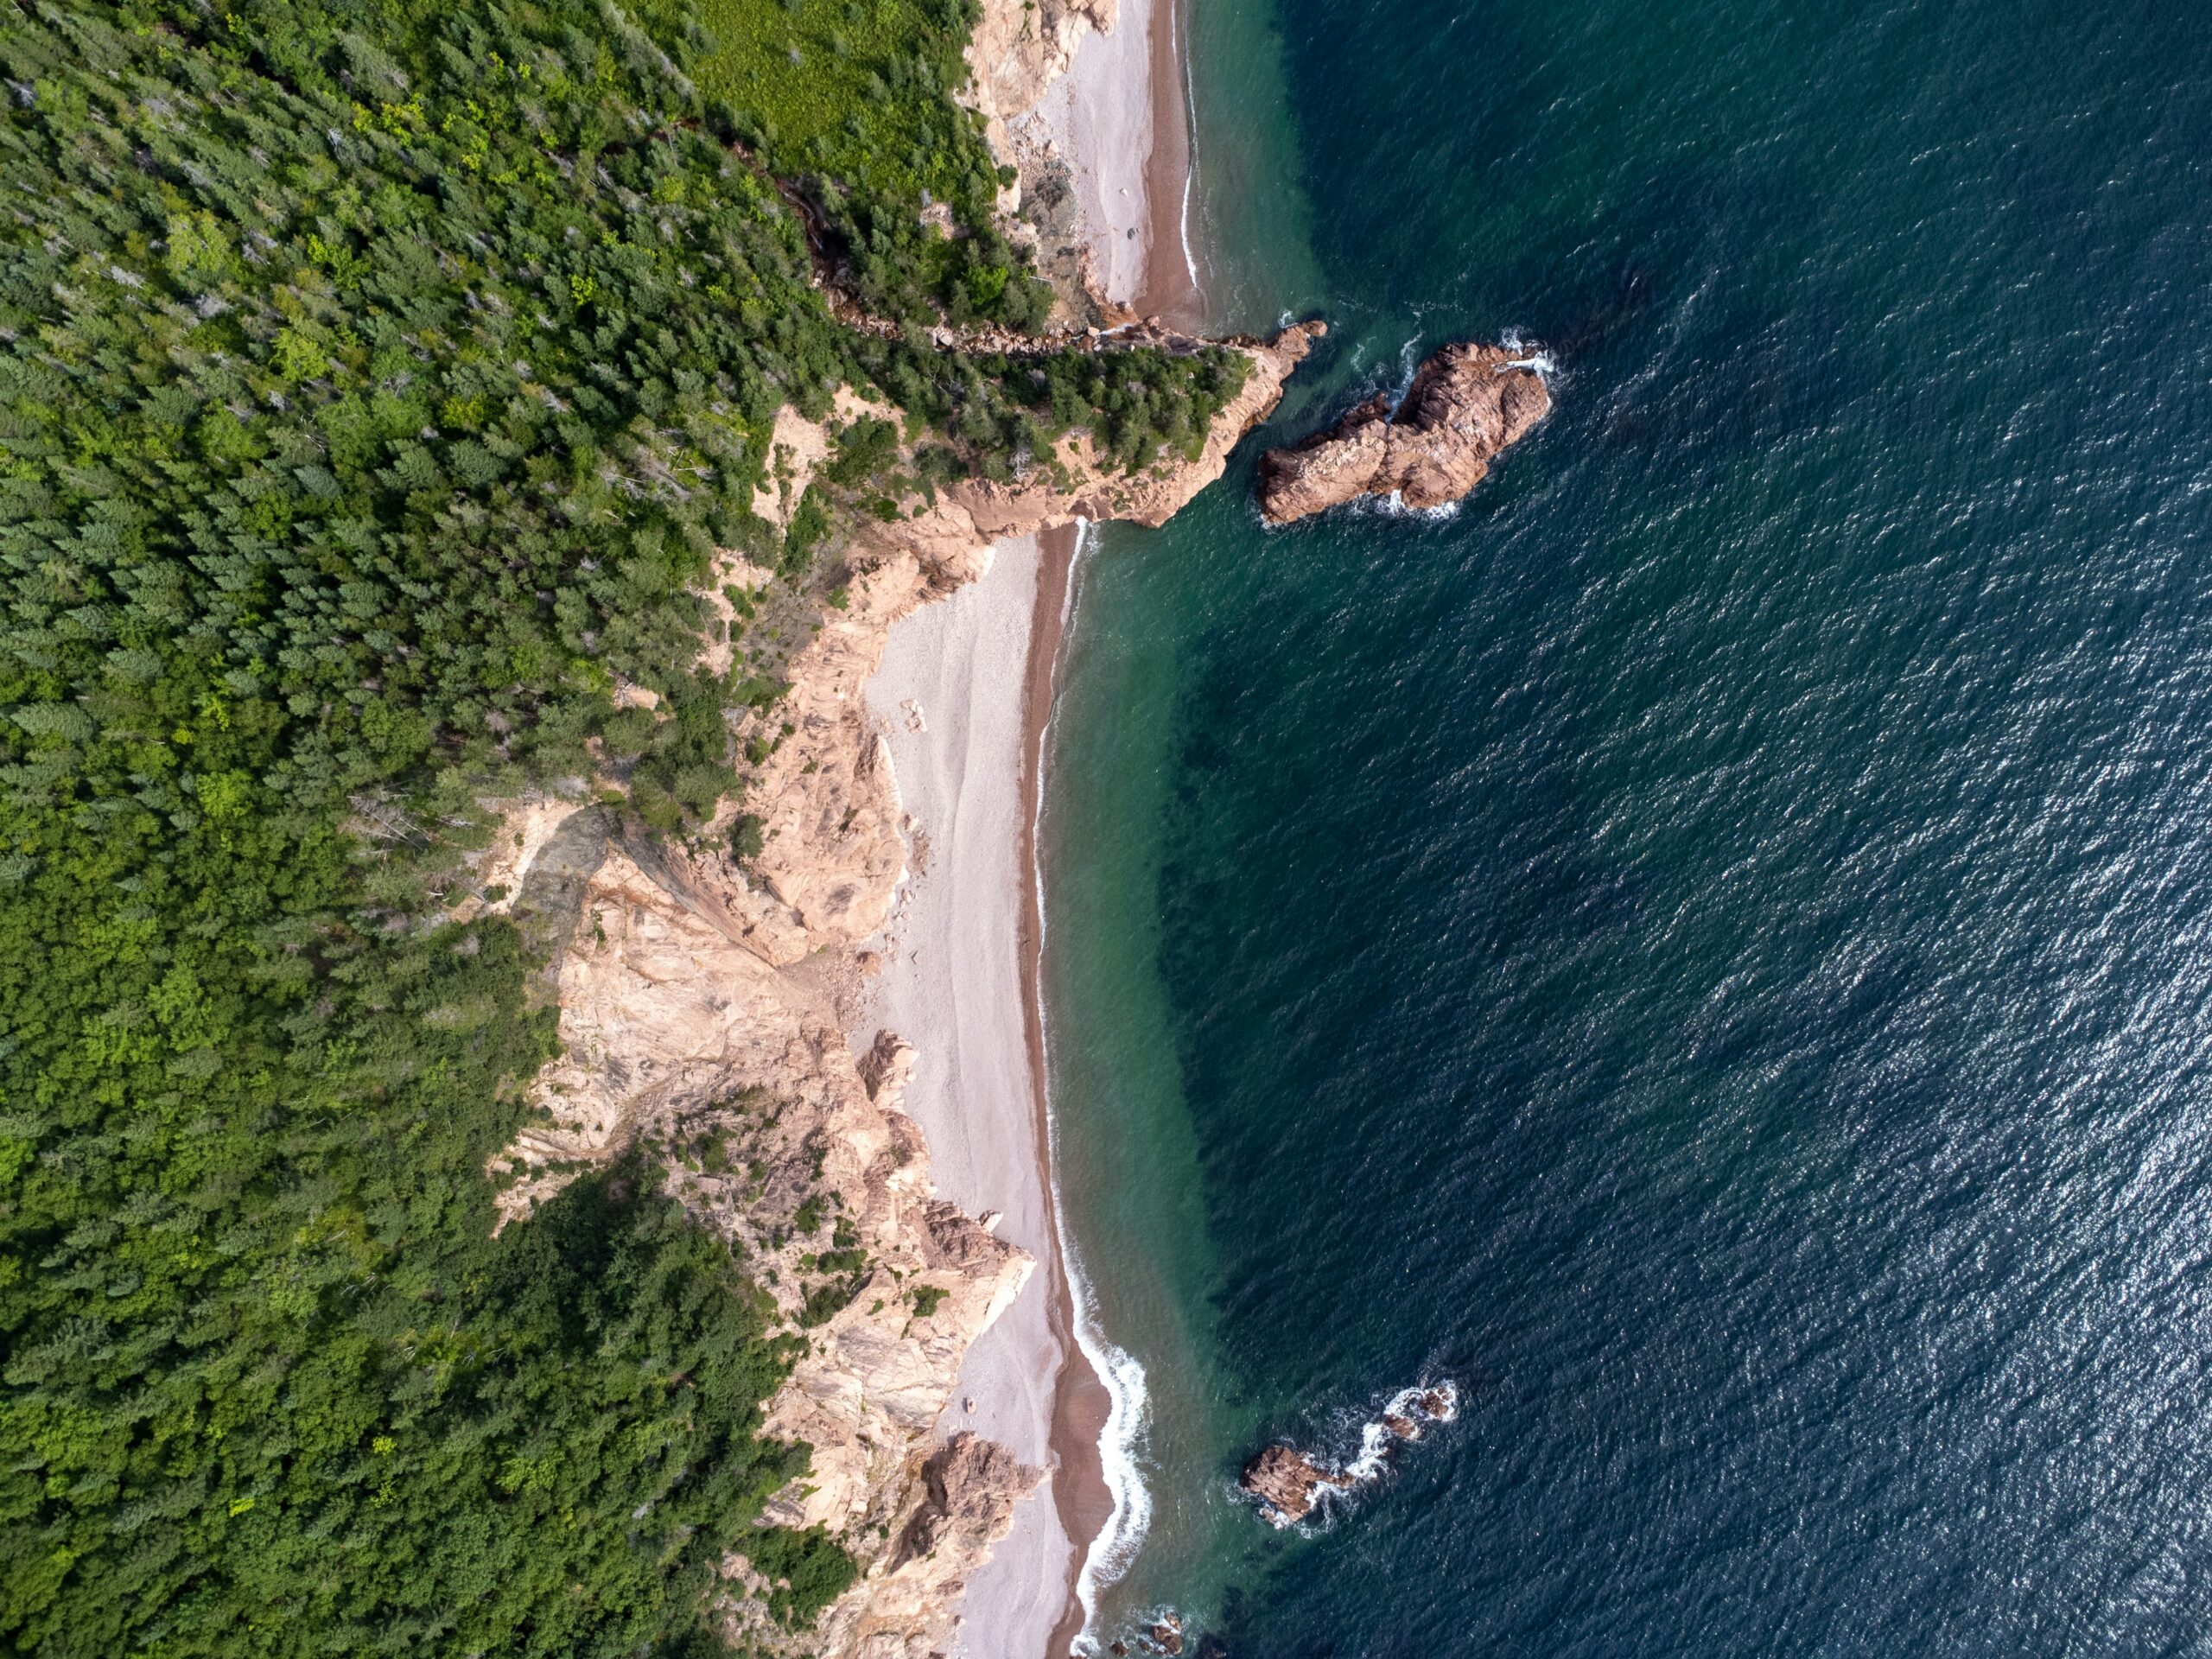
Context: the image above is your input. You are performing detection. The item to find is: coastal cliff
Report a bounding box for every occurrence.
[480,321,1315,1656]
[2,1,1299,1652]
[966,0,1115,163]
[963,0,1157,319]
[1257,340,1549,524]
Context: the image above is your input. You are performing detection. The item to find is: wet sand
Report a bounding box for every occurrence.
[1037,0,1206,1646]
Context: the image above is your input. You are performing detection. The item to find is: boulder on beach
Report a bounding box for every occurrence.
[1255,341,1549,524]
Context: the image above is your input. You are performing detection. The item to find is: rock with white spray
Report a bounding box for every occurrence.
[1256,341,1549,524]
[1238,1445,1357,1527]
[1238,1380,1461,1527]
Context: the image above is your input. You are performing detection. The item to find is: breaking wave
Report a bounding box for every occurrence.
[1497,327,1560,379]
[1343,1380,1461,1484]
[1066,1254,1155,1634]
[1037,523,1155,1654]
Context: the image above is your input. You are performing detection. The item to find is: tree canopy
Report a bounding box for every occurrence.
[0,0,1243,1650]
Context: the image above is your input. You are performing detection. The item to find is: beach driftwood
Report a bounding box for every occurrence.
[1256,341,1550,524]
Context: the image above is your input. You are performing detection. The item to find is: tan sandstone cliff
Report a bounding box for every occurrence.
[966,0,1113,164]
[478,321,1316,1657]
[960,0,1130,317]
[1256,340,1550,524]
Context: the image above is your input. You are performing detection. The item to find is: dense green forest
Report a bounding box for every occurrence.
[0,0,1243,1653]
[696,0,1054,325]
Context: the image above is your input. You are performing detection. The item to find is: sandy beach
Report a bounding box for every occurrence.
[854,0,1204,1651]
[1021,0,1202,325]
[853,534,1070,1658]
[855,523,1106,1658]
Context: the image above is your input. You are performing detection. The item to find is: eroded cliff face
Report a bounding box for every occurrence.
[961,0,1126,316]
[477,321,1316,1657]
[966,0,1114,161]
[477,804,1031,1657]
[1255,340,1549,524]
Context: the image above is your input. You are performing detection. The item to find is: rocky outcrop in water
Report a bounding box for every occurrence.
[1238,1381,1461,1528]
[1239,1445,1357,1527]
[1255,341,1549,524]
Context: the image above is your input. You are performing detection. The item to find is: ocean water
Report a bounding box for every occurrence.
[1038,2,2212,1655]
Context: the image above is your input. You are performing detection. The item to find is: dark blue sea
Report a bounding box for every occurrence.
[1039,2,2212,1653]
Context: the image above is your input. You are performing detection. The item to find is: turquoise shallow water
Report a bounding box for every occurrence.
[1041,2,2212,1653]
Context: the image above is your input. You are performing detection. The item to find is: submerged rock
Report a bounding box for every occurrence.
[1255,340,1549,524]
[1145,1611,1187,1656]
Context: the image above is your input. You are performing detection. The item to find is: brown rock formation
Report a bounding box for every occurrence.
[1238,1445,1356,1527]
[1236,1380,1461,1532]
[1256,340,1549,524]
[889,1433,1043,1573]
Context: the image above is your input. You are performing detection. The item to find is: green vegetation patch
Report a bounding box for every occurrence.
[696,0,982,204]
[0,3,845,1653]
[696,0,1052,325]
[732,1523,861,1629]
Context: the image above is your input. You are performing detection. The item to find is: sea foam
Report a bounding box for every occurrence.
[1497,327,1559,379]
[1342,1379,1462,1485]
[1173,0,1201,296]
[1065,1252,1155,1634]
[1034,523,1157,1655]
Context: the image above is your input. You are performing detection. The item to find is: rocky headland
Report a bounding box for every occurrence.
[1238,1445,1357,1528]
[1256,340,1550,524]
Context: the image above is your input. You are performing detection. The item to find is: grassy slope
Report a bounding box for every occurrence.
[694,0,1045,323]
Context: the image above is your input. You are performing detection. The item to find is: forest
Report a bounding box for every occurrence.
[0,0,1242,1652]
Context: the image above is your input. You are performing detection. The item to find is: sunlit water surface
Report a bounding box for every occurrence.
[1041,3,2212,1652]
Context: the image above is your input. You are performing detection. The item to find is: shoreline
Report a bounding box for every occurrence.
[1141,0,1203,327]
[1027,0,1202,327]
[854,535,1070,1658]
[1023,524,1114,1659]
[859,0,1205,1649]
[1034,0,1205,1646]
